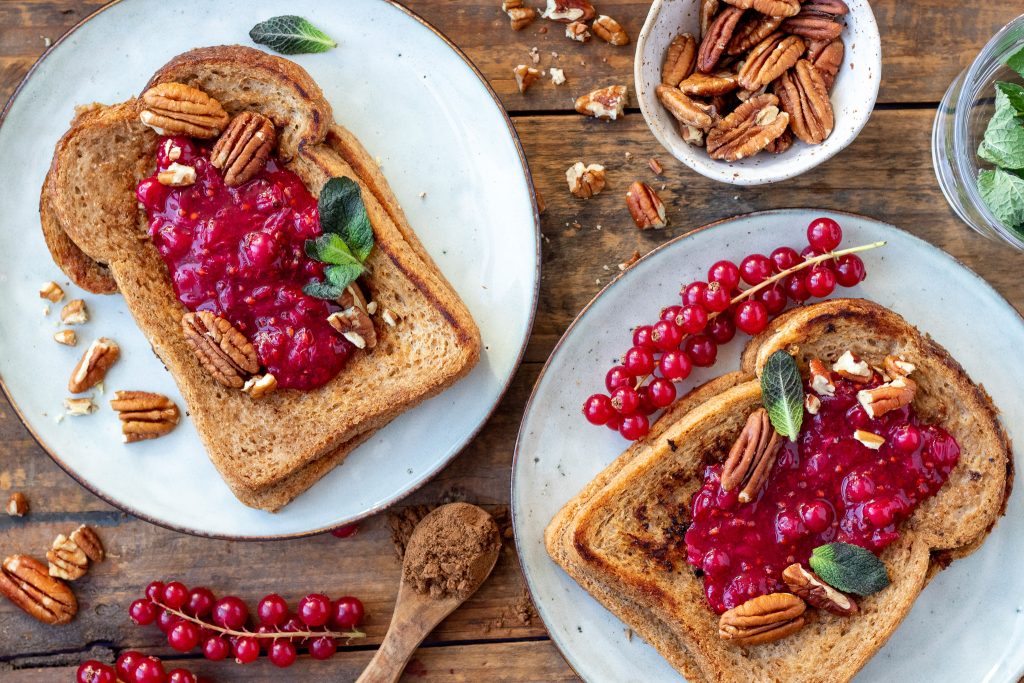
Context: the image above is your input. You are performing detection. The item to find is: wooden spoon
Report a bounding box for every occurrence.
[356,503,501,683]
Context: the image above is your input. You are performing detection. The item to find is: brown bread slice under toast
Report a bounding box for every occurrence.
[41,46,481,511]
[546,299,1011,682]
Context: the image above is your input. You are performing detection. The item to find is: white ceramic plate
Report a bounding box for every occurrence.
[635,0,882,185]
[513,210,1024,682]
[0,0,539,538]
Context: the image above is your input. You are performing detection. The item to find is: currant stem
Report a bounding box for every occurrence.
[151,599,366,641]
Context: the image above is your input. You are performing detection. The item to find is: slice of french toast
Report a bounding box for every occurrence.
[41,46,481,511]
[546,299,1011,682]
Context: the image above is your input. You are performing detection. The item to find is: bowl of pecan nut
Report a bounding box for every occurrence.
[635,0,881,185]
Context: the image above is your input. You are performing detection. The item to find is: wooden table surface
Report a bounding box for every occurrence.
[1,1,1022,681]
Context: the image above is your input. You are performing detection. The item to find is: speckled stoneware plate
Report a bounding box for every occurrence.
[0,0,539,539]
[513,210,1024,682]
[635,0,882,185]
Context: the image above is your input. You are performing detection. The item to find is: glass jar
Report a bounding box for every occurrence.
[933,13,1024,249]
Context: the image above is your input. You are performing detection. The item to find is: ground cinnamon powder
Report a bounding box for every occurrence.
[402,502,500,600]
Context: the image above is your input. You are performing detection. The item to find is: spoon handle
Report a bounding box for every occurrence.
[355,622,420,683]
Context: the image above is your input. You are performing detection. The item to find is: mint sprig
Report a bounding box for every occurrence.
[302,177,374,300]
[250,16,337,55]
[977,47,1024,233]
[979,168,1024,228]
[809,542,890,596]
[759,350,803,441]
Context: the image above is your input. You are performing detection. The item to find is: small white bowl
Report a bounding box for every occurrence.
[635,0,882,186]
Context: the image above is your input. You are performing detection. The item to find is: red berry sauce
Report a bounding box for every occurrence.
[137,136,352,390]
[684,371,960,614]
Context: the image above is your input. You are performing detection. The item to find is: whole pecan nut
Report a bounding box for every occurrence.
[721,407,783,503]
[697,6,744,73]
[68,337,120,394]
[783,563,858,616]
[626,182,667,230]
[210,112,276,187]
[775,60,834,144]
[46,534,88,581]
[804,0,850,16]
[737,32,805,91]
[679,71,739,97]
[727,14,783,56]
[722,0,800,17]
[662,33,697,86]
[140,82,229,139]
[781,10,844,41]
[719,592,806,645]
[575,85,629,120]
[541,0,596,23]
[706,93,790,161]
[656,85,714,128]
[69,525,105,563]
[0,555,77,625]
[592,15,629,45]
[182,311,260,389]
[110,390,181,443]
[807,38,844,90]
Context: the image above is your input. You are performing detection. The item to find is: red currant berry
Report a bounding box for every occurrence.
[233,636,260,664]
[270,639,298,668]
[605,413,623,431]
[770,246,803,273]
[660,305,682,322]
[582,394,614,425]
[129,599,157,625]
[77,661,116,683]
[605,365,633,392]
[805,266,836,298]
[279,616,306,644]
[800,244,822,260]
[133,657,166,683]
[202,636,230,661]
[651,319,683,351]
[681,281,708,306]
[701,281,731,313]
[117,652,146,681]
[167,670,197,683]
[739,254,772,285]
[684,335,718,367]
[707,260,740,291]
[157,608,180,634]
[310,635,338,660]
[168,621,200,652]
[618,413,650,440]
[297,593,332,627]
[834,253,866,287]
[783,273,810,302]
[256,623,278,650]
[212,596,249,630]
[623,346,656,375]
[185,587,215,618]
[675,304,707,334]
[331,596,366,629]
[330,523,360,538]
[636,386,657,415]
[891,424,921,453]
[609,386,640,415]
[807,217,843,252]
[145,581,165,603]
[735,300,769,335]
[658,350,692,381]
[632,325,655,350]
[647,378,677,408]
[757,284,788,315]
[707,315,735,344]
[161,582,189,610]
[257,593,290,627]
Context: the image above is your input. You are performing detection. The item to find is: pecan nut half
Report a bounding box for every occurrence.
[626,182,667,229]
[857,376,916,418]
[699,0,720,38]
[46,534,88,581]
[807,38,844,91]
[662,33,697,86]
[140,82,229,139]
[679,71,739,97]
[575,85,629,120]
[719,592,806,645]
[182,311,260,389]
[0,555,77,625]
[69,525,105,563]
[781,10,844,41]
[656,85,714,128]
[68,338,120,394]
[541,0,596,23]
[775,60,834,144]
[697,6,744,73]
[721,407,783,503]
[706,93,789,161]
[592,15,629,45]
[765,127,796,155]
[727,14,783,56]
[737,32,805,91]
[110,391,181,443]
[783,563,858,616]
[211,112,276,187]
[722,0,800,17]
[804,0,850,17]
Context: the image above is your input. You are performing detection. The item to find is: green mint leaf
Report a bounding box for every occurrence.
[318,177,374,262]
[325,262,365,291]
[759,350,803,440]
[303,280,344,300]
[249,16,337,55]
[979,167,1024,231]
[978,87,1024,170]
[305,233,354,265]
[997,82,1024,116]
[809,542,890,596]
[1007,47,1024,80]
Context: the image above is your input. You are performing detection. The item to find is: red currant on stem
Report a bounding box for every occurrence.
[168,620,201,652]
[270,639,298,668]
[582,394,614,425]
[162,581,189,610]
[770,246,803,272]
[77,661,116,683]
[681,281,708,306]
[331,596,366,629]
[675,304,707,334]
[647,378,677,408]
[807,216,843,252]
[636,386,657,415]
[203,635,230,661]
[185,587,215,618]
[651,319,683,351]
[707,314,735,344]
[129,598,158,625]
[609,386,640,415]
[707,260,740,291]
[298,593,332,627]
[632,324,655,350]
[702,281,731,313]
[739,254,772,285]
[757,284,787,315]
[660,305,682,322]
[233,636,260,664]
[784,273,810,302]
[805,266,837,298]
[257,593,290,627]
[658,350,692,381]
[310,635,338,660]
[116,652,146,681]
[145,581,165,603]
[735,300,769,335]
[619,413,649,440]
[212,596,248,630]
[167,670,197,683]
[623,346,655,375]
[157,608,180,634]
[835,253,866,287]
[684,335,717,367]
[604,412,622,431]
[605,365,633,392]
[133,656,166,683]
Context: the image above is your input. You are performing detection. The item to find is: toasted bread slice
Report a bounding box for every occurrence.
[546,300,1011,682]
[42,46,480,511]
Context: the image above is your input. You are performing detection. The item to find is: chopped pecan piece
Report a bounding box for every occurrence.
[0,555,77,625]
[655,85,714,128]
[736,32,805,91]
[706,94,789,161]
[339,283,370,313]
[514,64,541,94]
[506,5,537,30]
[46,534,88,581]
[565,162,607,198]
[592,15,629,45]
[719,593,806,645]
[60,299,88,325]
[778,59,837,143]
[679,71,739,97]
[832,350,871,382]
[565,21,591,42]
[6,492,28,517]
[211,112,276,187]
[721,408,783,503]
[781,8,844,41]
[857,376,916,418]
[541,0,596,23]
[679,122,707,147]
[63,397,97,416]
[854,429,885,450]
[884,355,916,378]
[328,307,377,350]
[68,338,120,394]
[722,0,800,17]
[39,281,64,303]
[727,14,783,55]
[697,6,744,73]
[808,358,835,396]
[140,82,229,139]
[783,563,857,616]
[648,157,664,175]
[110,390,181,443]
[69,526,104,563]
[53,330,77,346]
[807,38,844,90]
[381,308,401,327]
[182,311,259,389]
[157,162,197,187]
[662,33,697,86]
[804,393,821,415]
[243,374,278,399]
[575,85,628,120]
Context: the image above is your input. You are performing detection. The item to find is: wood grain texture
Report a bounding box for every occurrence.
[1,1,1022,681]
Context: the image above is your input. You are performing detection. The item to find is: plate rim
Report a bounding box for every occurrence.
[0,0,541,541]
[510,208,1024,681]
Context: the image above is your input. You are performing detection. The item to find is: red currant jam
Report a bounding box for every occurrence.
[137,136,352,390]
[684,371,960,614]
